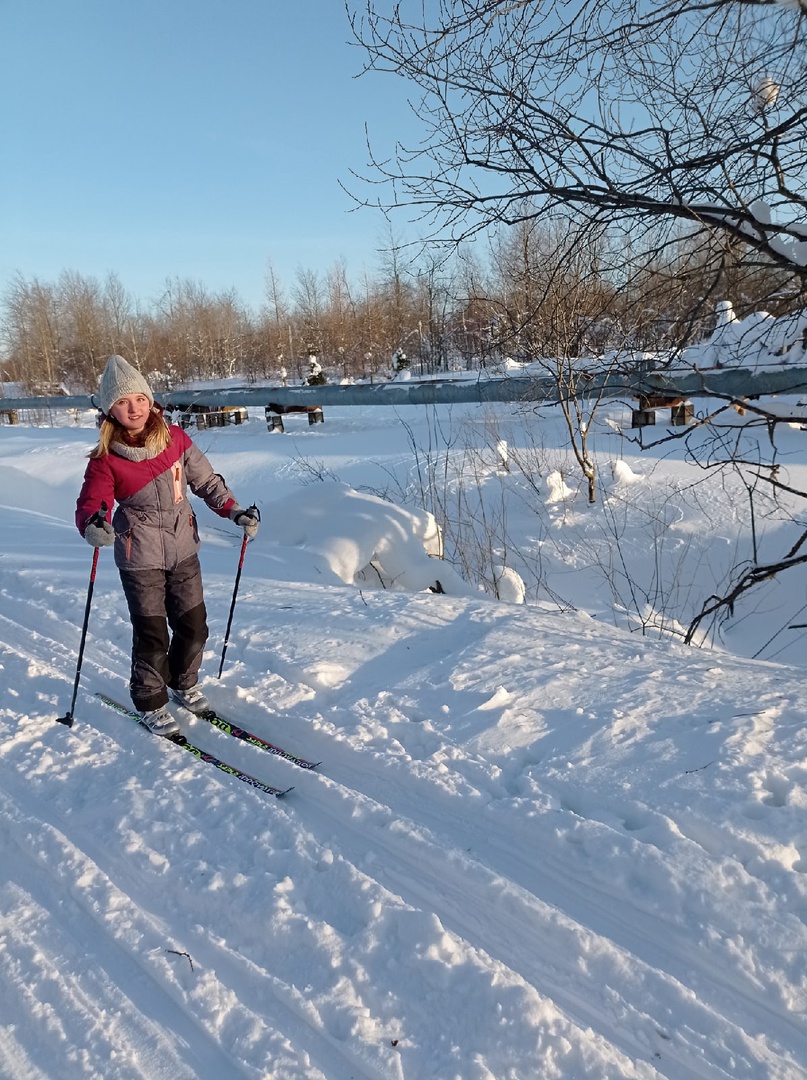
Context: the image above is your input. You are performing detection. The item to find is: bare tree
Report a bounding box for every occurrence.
[325,259,360,379]
[2,274,62,390]
[260,261,292,380]
[350,0,807,324]
[413,252,455,373]
[57,270,107,387]
[293,267,326,375]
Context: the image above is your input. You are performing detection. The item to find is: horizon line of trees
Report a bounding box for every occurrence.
[1,219,798,396]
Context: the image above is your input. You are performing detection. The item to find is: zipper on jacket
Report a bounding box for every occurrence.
[172,461,183,503]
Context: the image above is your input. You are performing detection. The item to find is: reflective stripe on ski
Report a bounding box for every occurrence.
[192,708,321,770]
[95,693,292,798]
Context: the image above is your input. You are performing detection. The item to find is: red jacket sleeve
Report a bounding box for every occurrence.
[75,457,115,535]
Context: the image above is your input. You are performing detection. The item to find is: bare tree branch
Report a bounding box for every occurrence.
[349,0,807,291]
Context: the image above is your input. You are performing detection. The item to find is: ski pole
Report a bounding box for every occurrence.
[57,502,107,728]
[217,504,260,679]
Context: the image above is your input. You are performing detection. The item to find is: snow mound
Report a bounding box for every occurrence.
[690,304,807,369]
[610,459,642,485]
[546,471,574,503]
[493,565,526,603]
[264,482,472,595]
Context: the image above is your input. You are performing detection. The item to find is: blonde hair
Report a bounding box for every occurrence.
[89,408,172,459]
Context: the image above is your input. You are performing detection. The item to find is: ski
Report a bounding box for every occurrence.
[94,693,293,798]
[190,707,321,770]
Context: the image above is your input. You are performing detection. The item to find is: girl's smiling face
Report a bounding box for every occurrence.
[109,393,152,434]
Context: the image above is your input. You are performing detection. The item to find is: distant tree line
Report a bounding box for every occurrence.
[0,222,795,395]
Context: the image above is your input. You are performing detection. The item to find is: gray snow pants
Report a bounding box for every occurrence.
[119,554,208,713]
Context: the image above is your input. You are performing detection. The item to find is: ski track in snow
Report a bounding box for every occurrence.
[0,585,645,1080]
[2,566,807,1079]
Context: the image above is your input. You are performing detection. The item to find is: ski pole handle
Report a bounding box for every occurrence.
[217,504,258,679]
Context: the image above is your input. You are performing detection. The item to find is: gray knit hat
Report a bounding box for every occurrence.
[98,355,154,414]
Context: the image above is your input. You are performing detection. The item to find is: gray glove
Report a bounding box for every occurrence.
[229,506,260,539]
[83,518,115,547]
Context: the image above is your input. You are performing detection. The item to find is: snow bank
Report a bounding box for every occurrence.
[263,483,473,595]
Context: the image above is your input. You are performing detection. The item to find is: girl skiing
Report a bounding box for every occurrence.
[75,355,259,736]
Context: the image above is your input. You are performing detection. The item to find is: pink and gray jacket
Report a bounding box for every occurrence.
[75,424,237,571]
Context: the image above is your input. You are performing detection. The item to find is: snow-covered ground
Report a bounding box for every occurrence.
[1,389,806,1079]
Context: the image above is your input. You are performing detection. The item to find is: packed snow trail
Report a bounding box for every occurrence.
[2,563,806,1077]
[0,575,630,1078]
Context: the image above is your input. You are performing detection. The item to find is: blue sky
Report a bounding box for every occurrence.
[0,0,419,311]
